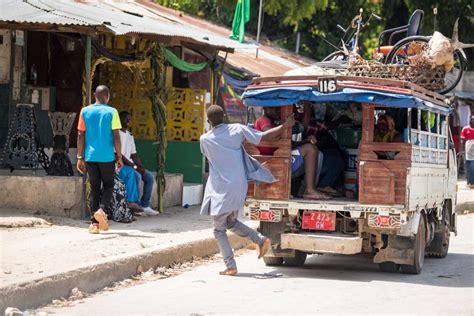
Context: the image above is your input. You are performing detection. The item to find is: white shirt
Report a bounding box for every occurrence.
[119,130,136,161]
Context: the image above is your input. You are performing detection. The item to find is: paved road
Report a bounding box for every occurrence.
[49,215,474,315]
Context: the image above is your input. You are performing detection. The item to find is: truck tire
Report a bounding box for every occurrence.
[283,251,307,267]
[426,221,450,258]
[263,256,284,266]
[378,262,400,273]
[401,215,426,274]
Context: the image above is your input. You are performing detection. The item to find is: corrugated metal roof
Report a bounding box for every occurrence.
[0,0,93,26]
[97,1,176,22]
[0,0,247,51]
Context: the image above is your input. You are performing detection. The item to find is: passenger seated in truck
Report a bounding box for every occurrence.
[374,114,404,143]
[254,107,330,200]
[305,110,345,196]
[374,114,404,160]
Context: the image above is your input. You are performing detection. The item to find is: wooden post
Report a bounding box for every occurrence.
[280,105,293,139]
[210,66,214,106]
[407,108,412,144]
[417,109,421,132]
[215,52,229,121]
[84,36,92,106]
[361,103,375,142]
[81,35,92,220]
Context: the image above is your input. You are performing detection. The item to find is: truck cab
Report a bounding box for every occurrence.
[242,76,457,274]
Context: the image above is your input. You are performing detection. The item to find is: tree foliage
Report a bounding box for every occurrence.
[157,0,473,65]
[263,0,329,30]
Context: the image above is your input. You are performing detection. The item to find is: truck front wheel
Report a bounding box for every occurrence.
[401,215,426,274]
[426,205,451,258]
[426,222,450,258]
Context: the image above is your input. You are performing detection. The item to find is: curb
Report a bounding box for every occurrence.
[0,233,251,312]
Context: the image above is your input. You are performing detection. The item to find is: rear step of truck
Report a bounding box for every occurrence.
[281,233,363,255]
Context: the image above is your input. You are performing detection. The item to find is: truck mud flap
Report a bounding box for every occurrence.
[374,235,415,265]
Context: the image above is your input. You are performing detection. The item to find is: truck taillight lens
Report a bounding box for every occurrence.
[250,209,282,222]
[368,214,401,228]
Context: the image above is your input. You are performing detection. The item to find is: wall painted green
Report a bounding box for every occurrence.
[165,141,204,183]
[135,139,204,183]
[135,139,157,171]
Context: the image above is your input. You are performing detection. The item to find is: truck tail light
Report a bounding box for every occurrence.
[249,209,282,222]
[368,214,401,228]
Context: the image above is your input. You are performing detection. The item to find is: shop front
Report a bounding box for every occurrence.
[0,0,240,216]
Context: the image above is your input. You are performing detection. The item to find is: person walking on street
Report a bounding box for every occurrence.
[200,105,295,276]
[118,111,159,216]
[77,85,123,233]
[461,116,474,188]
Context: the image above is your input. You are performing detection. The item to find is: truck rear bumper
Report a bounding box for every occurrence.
[281,233,363,255]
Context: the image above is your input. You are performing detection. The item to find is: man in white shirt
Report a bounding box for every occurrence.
[118,111,159,216]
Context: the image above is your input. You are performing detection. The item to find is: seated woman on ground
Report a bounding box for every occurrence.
[254,106,330,200]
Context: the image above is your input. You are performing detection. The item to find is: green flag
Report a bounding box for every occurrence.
[230,0,250,43]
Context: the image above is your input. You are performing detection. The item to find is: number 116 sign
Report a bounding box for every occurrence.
[318,78,337,93]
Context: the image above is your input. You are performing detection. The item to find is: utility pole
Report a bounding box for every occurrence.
[295,31,301,54]
[256,0,263,58]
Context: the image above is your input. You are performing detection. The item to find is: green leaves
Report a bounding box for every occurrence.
[157,0,473,67]
[264,0,329,29]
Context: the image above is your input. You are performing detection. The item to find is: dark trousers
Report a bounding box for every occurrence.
[86,161,115,223]
[318,148,345,188]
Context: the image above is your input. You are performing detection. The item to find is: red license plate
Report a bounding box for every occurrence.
[302,211,336,231]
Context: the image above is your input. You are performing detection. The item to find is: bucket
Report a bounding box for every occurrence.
[345,149,358,172]
[344,171,357,191]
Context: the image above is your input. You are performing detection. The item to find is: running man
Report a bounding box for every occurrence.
[200,105,295,276]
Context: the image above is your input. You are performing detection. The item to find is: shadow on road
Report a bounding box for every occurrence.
[266,252,474,288]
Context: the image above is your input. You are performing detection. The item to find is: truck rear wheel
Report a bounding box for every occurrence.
[263,256,284,266]
[378,262,400,273]
[283,251,307,267]
[401,215,426,274]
